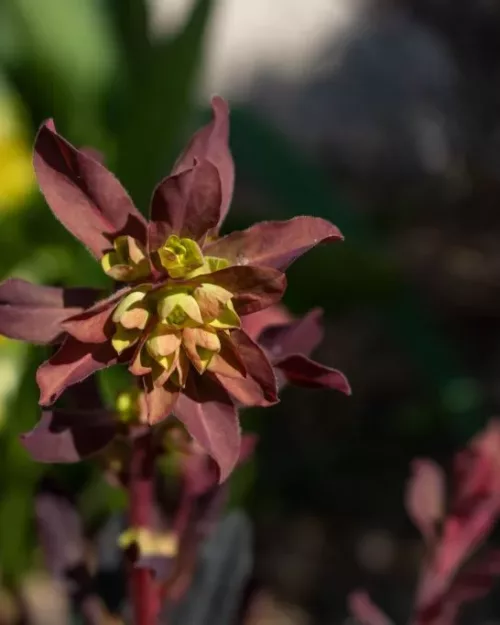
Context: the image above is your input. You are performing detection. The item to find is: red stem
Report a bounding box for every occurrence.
[129,432,157,625]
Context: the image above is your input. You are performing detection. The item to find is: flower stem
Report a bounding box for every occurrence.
[129,431,157,625]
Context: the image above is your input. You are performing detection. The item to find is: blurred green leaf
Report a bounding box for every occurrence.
[0,345,43,586]
[78,471,126,525]
[116,0,214,211]
[98,365,134,408]
[109,0,151,85]
[5,0,118,141]
[0,6,23,65]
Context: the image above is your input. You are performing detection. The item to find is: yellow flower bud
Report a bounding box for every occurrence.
[209,299,241,330]
[157,235,204,278]
[112,287,151,329]
[194,283,233,321]
[157,290,203,326]
[182,327,221,374]
[115,387,141,423]
[118,527,178,557]
[101,236,150,282]
[111,325,141,355]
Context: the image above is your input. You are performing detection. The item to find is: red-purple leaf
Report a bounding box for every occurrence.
[275,354,351,394]
[64,376,106,411]
[414,550,500,625]
[21,409,117,463]
[36,337,118,406]
[62,289,126,343]
[242,305,292,341]
[257,308,325,358]
[186,265,287,315]
[445,550,500,607]
[183,452,219,497]
[453,420,500,510]
[34,120,147,258]
[172,96,234,229]
[183,433,257,498]
[413,421,500,622]
[175,375,240,483]
[0,279,100,344]
[149,161,222,251]
[405,459,445,544]
[205,216,343,271]
[143,379,179,425]
[212,374,273,408]
[348,591,394,625]
[79,147,105,163]
[226,330,278,404]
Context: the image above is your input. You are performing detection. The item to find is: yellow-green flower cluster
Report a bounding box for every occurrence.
[108,235,240,387]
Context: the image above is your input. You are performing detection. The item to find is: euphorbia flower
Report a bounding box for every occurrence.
[0,97,343,479]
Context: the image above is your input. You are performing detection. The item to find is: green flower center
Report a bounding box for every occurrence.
[157,235,204,279]
[108,235,238,386]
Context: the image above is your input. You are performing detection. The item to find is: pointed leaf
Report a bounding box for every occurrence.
[0,279,100,344]
[275,354,351,394]
[406,459,445,544]
[175,376,240,482]
[62,290,126,343]
[226,330,278,404]
[414,421,500,618]
[348,591,394,625]
[36,337,118,406]
[257,308,324,358]
[205,216,343,271]
[80,147,105,163]
[242,305,292,341]
[149,161,221,251]
[34,121,147,258]
[144,379,179,425]
[21,409,117,463]
[173,96,234,229]
[182,435,256,498]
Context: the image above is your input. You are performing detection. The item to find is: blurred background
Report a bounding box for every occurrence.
[1,0,500,623]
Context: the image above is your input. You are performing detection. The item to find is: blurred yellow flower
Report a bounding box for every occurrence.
[0,97,35,211]
[0,336,29,430]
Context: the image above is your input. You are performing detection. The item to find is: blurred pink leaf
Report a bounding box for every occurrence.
[406,459,445,544]
[348,591,394,625]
